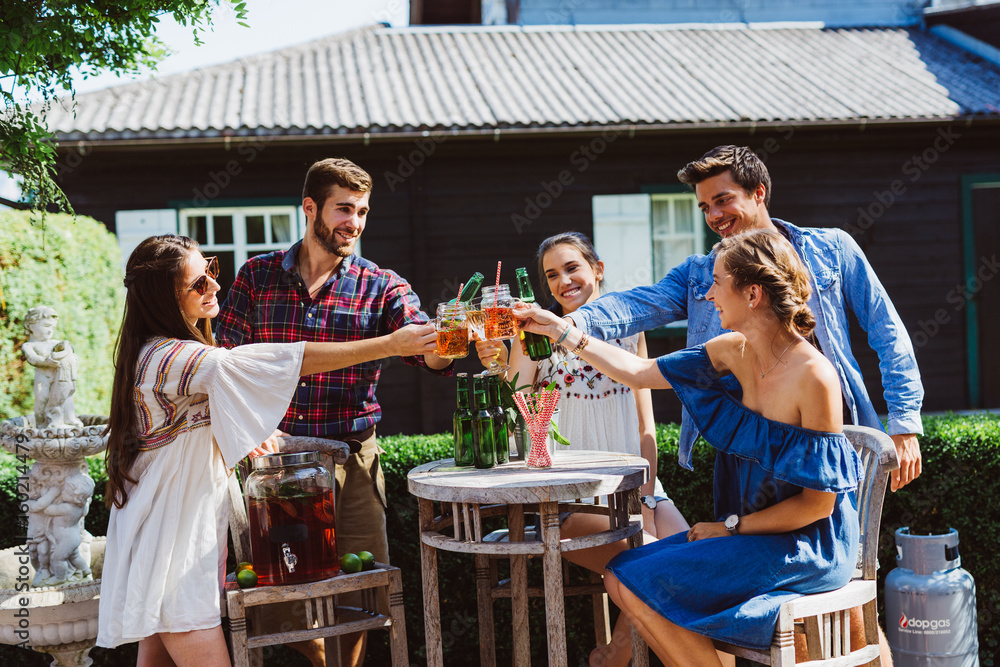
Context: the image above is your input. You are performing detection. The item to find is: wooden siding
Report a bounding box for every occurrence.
[56,123,1000,436]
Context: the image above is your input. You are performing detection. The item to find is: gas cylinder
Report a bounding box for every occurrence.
[885,527,978,666]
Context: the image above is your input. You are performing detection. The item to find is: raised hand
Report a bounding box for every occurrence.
[475,339,507,369]
[391,323,439,357]
[512,302,565,340]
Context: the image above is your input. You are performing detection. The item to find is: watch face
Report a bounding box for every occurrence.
[725,514,739,530]
[643,496,656,509]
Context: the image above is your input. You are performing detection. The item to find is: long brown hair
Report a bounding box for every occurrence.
[714,229,816,336]
[104,235,215,508]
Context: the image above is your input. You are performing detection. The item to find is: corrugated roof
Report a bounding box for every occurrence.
[47,23,1000,142]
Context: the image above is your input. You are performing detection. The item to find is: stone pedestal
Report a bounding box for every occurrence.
[0,539,105,666]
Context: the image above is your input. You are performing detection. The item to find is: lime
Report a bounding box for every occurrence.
[340,552,362,574]
[236,568,258,589]
[357,551,376,571]
[236,561,254,574]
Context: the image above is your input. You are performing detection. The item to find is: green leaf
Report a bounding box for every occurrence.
[550,419,571,446]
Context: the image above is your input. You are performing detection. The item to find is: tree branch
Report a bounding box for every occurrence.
[0,195,31,210]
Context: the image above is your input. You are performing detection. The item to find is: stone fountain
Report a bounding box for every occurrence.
[0,306,108,666]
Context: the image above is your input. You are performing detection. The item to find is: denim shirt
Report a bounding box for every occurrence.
[573,219,924,469]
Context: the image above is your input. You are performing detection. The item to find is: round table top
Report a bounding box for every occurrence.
[406,450,648,505]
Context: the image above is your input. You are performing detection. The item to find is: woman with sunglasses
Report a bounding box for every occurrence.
[98,235,438,666]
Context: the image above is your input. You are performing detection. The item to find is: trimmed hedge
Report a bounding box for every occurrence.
[0,210,123,421]
[0,414,996,665]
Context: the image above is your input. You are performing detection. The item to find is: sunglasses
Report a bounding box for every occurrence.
[177,256,219,296]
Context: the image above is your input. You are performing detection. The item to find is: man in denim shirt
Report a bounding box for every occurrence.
[571,146,923,491]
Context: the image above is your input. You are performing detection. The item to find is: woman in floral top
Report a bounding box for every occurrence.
[476,232,690,667]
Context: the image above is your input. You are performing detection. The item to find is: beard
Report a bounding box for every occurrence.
[313,215,357,258]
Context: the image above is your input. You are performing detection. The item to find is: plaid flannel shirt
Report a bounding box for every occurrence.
[215,241,452,437]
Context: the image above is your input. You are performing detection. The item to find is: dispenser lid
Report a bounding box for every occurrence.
[251,451,321,469]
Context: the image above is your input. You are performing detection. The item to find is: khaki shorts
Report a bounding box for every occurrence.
[333,430,390,613]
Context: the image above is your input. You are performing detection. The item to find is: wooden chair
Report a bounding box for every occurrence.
[221,437,409,667]
[713,424,900,666]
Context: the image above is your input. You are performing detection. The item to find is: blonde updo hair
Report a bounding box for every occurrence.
[714,229,816,336]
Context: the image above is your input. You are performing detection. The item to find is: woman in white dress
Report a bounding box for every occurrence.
[98,235,439,666]
[476,233,689,666]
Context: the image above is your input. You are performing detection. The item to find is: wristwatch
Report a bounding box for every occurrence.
[724,514,741,535]
[641,495,657,510]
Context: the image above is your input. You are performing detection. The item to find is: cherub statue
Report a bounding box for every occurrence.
[25,485,59,585]
[21,306,84,429]
[26,472,95,585]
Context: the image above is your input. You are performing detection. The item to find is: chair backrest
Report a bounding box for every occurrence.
[843,425,900,581]
[227,461,253,565]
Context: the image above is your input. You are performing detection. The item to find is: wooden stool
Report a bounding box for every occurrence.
[222,564,408,667]
[222,438,408,666]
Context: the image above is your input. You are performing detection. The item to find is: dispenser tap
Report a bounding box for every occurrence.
[281,543,298,573]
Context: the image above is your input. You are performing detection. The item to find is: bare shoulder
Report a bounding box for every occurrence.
[705,332,749,376]
[799,346,840,390]
[794,347,843,431]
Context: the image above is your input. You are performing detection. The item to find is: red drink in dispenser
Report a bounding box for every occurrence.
[244,452,339,585]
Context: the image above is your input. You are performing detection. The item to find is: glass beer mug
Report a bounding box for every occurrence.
[244,451,339,585]
[435,301,470,359]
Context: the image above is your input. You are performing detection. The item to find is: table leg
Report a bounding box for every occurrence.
[475,550,496,665]
[539,500,567,667]
[508,504,530,667]
[624,489,650,667]
[418,498,444,667]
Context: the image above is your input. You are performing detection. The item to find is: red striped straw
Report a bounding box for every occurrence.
[450,283,464,328]
[494,261,501,307]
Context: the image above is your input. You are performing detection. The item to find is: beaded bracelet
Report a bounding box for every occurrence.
[571,332,590,355]
[554,326,572,347]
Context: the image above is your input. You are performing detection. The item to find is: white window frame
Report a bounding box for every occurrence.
[650,192,705,283]
[592,191,702,331]
[178,205,303,268]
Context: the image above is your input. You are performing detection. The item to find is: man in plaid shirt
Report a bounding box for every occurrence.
[216,157,451,667]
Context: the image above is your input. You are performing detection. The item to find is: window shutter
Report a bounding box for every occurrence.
[114,210,178,269]
[592,194,652,292]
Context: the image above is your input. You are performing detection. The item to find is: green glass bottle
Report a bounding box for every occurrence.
[453,373,475,467]
[451,272,484,304]
[515,267,553,361]
[471,375,497,469]
[487,374,510,464]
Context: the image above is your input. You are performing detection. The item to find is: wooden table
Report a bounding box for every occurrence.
[407,451,650,667]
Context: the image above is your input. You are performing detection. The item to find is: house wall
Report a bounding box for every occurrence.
[56,122,1000,436]
[514,0,923,26]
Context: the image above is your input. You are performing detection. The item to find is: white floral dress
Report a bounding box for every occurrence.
[97,337,304,647]
[534,334,669,500]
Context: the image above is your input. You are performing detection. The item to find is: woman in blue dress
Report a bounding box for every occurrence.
[516,228,861,665]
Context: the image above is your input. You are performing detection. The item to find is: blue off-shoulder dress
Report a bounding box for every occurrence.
[605,346,862,651]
